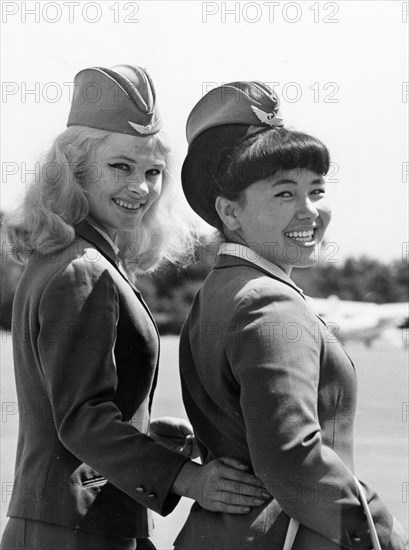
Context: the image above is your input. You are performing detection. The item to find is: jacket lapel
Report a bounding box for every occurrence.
[75,220,161,407]
[75,221,140,293]
[215,253,306,301]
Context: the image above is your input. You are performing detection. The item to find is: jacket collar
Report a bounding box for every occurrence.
[75,220,139,292]
[75,220,118,263]
[87,222,120,256]
[216,242,305,299]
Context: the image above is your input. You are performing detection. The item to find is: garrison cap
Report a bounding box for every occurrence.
[182,80,285,227]
[186,81,284,146]
[67,65,162,135]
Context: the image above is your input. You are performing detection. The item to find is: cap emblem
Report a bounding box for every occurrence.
[128,120,160,134]
[251,105,283,126]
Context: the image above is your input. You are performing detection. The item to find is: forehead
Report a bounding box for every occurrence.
[95,132,166,162]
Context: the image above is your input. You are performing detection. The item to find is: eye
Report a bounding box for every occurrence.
[311,188,326,196]
[146,168,163,177]
[109,163,131,172]
[275,191,293,198]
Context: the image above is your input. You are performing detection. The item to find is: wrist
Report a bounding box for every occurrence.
[171,460,200,499]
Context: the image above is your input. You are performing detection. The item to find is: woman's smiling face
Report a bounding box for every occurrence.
[83,132,166,241]
[230,168,332,274]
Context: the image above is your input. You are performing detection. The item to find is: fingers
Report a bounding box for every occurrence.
[224,468,266,488]
[199,483,268,514]
[201,478,270,504]
[220,488,267,507]
[193,459,272,514]
[178,434,201,458]
[218,456,249,470]
[186,434,200,459]
[219,479,270,500]
[217,458,267,489]
[178,435,194,456]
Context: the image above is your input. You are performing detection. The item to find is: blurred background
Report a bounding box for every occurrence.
[1,0,408,545]
[1,0,408,335]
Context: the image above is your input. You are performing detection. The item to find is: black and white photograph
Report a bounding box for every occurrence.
[1,1,408,548]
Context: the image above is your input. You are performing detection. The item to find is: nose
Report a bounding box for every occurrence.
[126,174,149,197]
[296,196,319,220]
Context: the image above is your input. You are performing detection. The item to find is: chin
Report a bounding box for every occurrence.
[292,250,320,269]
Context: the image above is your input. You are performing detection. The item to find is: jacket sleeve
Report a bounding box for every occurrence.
[37,258,188,516]
[225,283,393,549]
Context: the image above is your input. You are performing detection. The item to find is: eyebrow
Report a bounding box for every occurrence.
[109,155,166,168]
[273,178,324,186]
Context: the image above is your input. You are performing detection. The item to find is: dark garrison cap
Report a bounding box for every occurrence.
[182,80,285,226]
[186,80,284,146]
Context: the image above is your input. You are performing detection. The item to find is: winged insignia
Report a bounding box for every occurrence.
[128,120,160,134]
[251,105,283,126]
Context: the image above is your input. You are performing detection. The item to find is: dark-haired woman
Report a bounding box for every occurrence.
[175,82,408,549]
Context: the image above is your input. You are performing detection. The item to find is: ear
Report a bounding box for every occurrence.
[215,196,241,231]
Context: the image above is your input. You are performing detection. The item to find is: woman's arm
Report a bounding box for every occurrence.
[37,258,187,515]
[38,257,269,515]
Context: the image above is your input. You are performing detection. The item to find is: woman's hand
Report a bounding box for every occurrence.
[149,416,199,458]
[171,457,271,514]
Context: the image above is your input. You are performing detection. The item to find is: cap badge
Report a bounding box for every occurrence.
[128,120,160,134]
[251,105,283,126]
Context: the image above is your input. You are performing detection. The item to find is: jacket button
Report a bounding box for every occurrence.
[147,493,156,500]
[136,486,145,494]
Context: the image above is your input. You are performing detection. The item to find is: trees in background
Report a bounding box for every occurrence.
[138,241,408,334]
[291,257,409,304]
[0,213,24,330]
[1,216,408,333]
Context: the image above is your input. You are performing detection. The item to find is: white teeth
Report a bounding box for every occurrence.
[286,230,314,238]
[285,229,315,243]
[113,198,142,211]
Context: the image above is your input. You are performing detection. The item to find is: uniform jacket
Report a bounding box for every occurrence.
[176,253,394,550]
[8,221,188,537]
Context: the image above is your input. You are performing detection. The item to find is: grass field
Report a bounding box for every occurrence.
[1,334,408,548]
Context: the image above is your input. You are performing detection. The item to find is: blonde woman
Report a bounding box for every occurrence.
[1,67,269,550]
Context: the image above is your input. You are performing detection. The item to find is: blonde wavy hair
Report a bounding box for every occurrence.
[7,125,197,274]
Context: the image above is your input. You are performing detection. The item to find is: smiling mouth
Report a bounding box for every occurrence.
[285,229,317,245]
[112,198,144,211]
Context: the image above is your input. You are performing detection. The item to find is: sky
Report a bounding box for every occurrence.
[1,0,408,262]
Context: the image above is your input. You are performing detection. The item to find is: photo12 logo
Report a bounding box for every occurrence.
[403,2,409,23]
[201,81,340,104]
[202,2,340,24]
[1,2,140,24]
[2,78,139,104]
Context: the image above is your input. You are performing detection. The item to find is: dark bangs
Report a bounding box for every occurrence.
[225,128,330,192]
